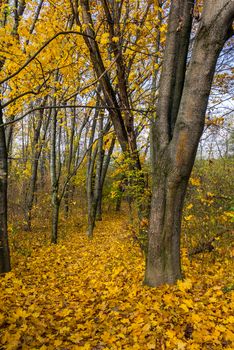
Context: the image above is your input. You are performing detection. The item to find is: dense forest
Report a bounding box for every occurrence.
[0,0,234,349]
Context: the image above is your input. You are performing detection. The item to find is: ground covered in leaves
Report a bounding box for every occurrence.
[0,213,233,350]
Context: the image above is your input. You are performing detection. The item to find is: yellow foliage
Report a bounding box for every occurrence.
[100,32,110,45]
[177,278,193,292]
[112,36,119,43]
[0,214,233,349]
[189,177,201,187]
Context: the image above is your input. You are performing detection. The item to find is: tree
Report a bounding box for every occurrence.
[0,0,27,273]
[0,103,10,273]
[24,98,49,231]
[144,0,234,286]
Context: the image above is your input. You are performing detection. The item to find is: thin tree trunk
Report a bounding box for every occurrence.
[86,110,112,237]
[86,107,98,238]
[96,135,116,220]
[89,112,104,228]
[64,109,76,218]
[0,105,10,273]
[24,105,48,230]
[51,191,60,244]
[50,106,61,244]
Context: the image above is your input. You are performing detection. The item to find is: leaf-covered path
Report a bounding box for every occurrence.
[0,214,233,349]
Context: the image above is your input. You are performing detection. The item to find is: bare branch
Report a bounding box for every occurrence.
[1,104,154,127]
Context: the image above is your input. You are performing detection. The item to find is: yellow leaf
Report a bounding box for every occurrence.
[176,340,186,349]
[190,177,201,186]
[191,313,202,323]
[54,340,63,346]
[184,215,193,221]
[141,324,151,332]
[177,279,192,292]
[215,324,226,332]
[39,346,47,350]
[183,299,193,308]
[112,36,119,43]
[225,329,234,341]
[227,316,234,323]
[179,303,189,312]
[100,32,109,45]
[13,308,28,319]
[0,313,5,326]
[159,24,167,32]
[163,293,174,305]
[166,329,176,339]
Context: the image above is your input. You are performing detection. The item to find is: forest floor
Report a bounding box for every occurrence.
[0,212,233,350]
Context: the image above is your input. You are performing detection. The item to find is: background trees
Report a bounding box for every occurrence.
[0,0,233,287]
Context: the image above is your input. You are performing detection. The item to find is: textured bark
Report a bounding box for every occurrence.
[90,113,104,228]
[50,107,61,244]
[79,0,141,170]
[145,0,234,286]
[64,109,76,217]
[79,0,129,153]
[51,193,59,244]
[0,106,10,273]
[86,109,98,238]
[0,0,26,271]
[86,111,112,237]
[96,135,116,220]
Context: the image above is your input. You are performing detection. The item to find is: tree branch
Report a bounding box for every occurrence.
[0,30,95,85]
[1,104,154,127]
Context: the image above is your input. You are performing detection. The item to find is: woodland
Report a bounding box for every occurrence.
[0,0,234,349]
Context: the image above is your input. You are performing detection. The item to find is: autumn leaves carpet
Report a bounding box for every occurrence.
[0,214,233,349]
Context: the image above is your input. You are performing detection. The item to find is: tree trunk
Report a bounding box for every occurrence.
[24,103,48,230]
[145,154,188,285]
[0,106,10,273]
[50,103,61,244]
[145,0,234,286]
[86,107,98,238]
[97,135,116,220]
[64,108,76,218]
[96,198,102,221]
[51,191,60,244]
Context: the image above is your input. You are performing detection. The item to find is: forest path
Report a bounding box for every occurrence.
[0,213,233,350]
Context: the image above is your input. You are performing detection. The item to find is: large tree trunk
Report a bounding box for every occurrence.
[145,0,234,287]
[145,154,188,285]
[0,105,10,273]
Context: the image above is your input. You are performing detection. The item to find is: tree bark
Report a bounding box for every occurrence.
[50,106,61,244]
[0,105,10,273]
[86,111,112,237]
[64,108,76,218]
[145,0,234,286]
[96,135,116,220]
[24,105,48,230]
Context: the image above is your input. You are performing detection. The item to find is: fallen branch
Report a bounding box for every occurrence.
[189,229,231,256]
